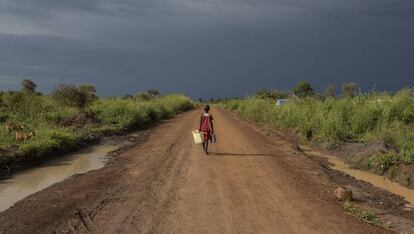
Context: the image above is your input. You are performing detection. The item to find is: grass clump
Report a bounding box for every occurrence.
[343,202,387,228]
[343,202,379,224]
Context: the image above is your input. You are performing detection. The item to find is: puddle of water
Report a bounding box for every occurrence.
[0,143,119,212]
[304,148,414,206]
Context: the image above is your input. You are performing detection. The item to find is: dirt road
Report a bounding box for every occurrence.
[0,108,388,233]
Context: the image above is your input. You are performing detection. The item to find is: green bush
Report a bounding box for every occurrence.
[52,84,96,112]
[369,153,400,175]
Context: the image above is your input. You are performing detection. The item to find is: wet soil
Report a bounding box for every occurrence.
[245,118,414,232]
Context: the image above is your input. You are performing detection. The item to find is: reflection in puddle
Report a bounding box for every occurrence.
[304,148,414,206]
[0,144,119,212]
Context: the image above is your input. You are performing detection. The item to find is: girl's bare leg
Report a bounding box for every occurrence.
[202,142,207,154]
[205,141,209,154]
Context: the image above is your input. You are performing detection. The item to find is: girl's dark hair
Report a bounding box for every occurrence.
[204,105,210,112]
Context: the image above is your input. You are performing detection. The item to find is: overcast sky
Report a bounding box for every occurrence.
[0,0,413,98]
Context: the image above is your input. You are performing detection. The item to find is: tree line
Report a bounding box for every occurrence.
[1,79,163,114]
[207,81,364,103]
[255,81,363,100]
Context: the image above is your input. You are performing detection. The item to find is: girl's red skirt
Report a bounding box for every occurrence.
[202,131,211,141]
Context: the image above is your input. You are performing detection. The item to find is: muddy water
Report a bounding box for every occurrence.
[0,143,120,212]
[304,148,414,206]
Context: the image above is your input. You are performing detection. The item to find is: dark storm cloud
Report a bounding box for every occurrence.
[0,0,102,17]
[0,0,413,98]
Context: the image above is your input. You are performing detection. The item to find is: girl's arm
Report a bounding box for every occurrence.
[199,115,202,131]
[210,117,214,133]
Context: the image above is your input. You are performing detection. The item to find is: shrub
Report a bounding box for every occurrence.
[341,82,359,98]
[147,89,161,98]
[79,84,98,101]
[52,84,95,112]
[370,153,400,175]
[22,79,37,94]
[324,83,336,98]
[292,81,314,98]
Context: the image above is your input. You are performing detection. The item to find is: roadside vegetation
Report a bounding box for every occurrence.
[0,80,194,171]
[220,81,414,187]
[343,202,383,227]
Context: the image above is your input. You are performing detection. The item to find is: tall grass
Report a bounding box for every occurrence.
[221,90,414,165]
[0,93,194,161]
[91,94,194,131]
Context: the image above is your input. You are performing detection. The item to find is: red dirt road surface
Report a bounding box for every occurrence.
[0,108,389,233]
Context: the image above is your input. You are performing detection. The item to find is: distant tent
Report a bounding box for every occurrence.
[276,99,288,106]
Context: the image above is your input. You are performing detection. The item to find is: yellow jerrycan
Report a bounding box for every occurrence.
[192,130,204,144]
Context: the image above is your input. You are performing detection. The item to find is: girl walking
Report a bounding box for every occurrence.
[199,105,214,155]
